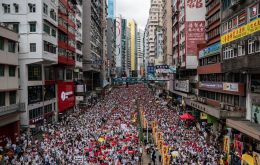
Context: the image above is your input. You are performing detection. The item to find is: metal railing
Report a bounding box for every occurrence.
[0,103,25,116]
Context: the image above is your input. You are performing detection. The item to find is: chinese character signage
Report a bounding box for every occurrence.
[186,0,206,21]
[221,18,260,45]
[186,21,206,55]
[252,104,260,124]
[199,42,221,59]
[147,66,155,74]
[199,82,223,90]
[174,80,190,93]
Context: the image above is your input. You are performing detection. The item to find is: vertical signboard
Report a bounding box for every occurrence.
[185,0,206,56]
[58,82,75,113]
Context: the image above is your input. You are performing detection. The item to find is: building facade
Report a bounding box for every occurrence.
[107,0,115,19]
[0,0,60,131]
[145,0,163,64]
[128,19,138,77]
[0,25,25,145]
[82,0,106,91]
[137,29,144,77]
[220,0,260,154]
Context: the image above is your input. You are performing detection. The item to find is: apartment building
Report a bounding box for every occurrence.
[82,0,104,91]
[171,0,206,107]
[146,0,163,64]
[220,0,260,158]
[0,25,25,145]
[0,0,59,131]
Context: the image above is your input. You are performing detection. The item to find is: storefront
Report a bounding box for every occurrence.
[0,119,19,146]
[57,82,75,113]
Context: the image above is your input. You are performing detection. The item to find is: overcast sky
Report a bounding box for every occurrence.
[116,0,150,30]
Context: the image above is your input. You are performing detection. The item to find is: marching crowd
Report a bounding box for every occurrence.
[140,88,224,164]
[0,85,144,165]
[0,84,224,165]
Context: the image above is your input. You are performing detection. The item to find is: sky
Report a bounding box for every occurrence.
[116,0,150,30]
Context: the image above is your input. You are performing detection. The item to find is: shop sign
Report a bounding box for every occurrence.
[252,104,260,124]
[147,66,155,74]
[200,112,207,120]
[221,18,260,44]
[223,135,230,154]
[58,82,75,113]
[223,83,239,92]
[199,42,221,59]
[76,85,85,93]
[199,82,223,90]
[175,80,190,93]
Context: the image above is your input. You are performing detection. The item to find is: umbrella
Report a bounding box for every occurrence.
[180,113,195,120]
[171,151,179,157]
[98,137,105,143]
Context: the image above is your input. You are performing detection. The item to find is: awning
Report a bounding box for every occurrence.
[226,119,260,141]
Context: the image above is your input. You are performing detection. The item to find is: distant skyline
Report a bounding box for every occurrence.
[116,0,150,30]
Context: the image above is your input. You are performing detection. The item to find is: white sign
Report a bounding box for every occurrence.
[186,0,206,21]
[61,91,73,101]
[175,80,190,93]
[223,83,239,92]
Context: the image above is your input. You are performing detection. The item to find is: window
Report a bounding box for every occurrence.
[255,40,260,52]
[8,40,16,53]
[66,69,73,80]
[44,85,55,100]
[29,22,36,32]
[28,65,42,81]
[50,9,56,21]
[44,41,56,54]
[51,29,56,37]
[12,24,19,33]
[44,104,52,114]
[238,45,245,56]
[43,24,50,34]
[30,43,36,52]
[28,86,43,104]
[3,4,10,13]
[9,66,16,77]
[9,91,16,105]
[0,65,4,76]
[248,39,255,54]
[28,3,36,13]
[249,5,258,21]
[0,92,5,107]
[14,4,19,13]
[0,37,4,50]
[43,3,48,15]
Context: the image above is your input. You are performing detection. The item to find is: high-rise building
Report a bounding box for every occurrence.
[145,0,163,64]
[108,0,115,19]
[82,0,107,91]
[137,29,144,77]
[154,27,163,65]
[171,0,206,108]
[0,0,60,130]
[115,16,128,77]
[0,25,25,144]
[106,18,116,82]
[128,19,138,77]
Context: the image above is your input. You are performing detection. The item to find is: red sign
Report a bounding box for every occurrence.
[186,21,205,55]
[187,0,203,8]
[58,82,75,113]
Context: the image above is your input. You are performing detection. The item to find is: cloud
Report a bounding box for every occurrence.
[116,0,150,30]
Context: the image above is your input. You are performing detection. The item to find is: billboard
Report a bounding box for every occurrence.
[186,0,206,22]
[58,82,75,113]
[174,80,190,93]
[108,0,115,18]
[186,21,205,55]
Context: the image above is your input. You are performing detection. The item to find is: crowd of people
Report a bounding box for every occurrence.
[0,85,145,165]
[140,87,224,164]
[0,84,225,164]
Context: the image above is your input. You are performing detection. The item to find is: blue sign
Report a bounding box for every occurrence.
[108,0,115,18]
[199,42,221,59]
[147,66,155,74]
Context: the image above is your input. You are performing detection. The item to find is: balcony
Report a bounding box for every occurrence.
[222,53,260,73]
[0,103,25,117]
[58,55,75,66]
[186,98,245,119]
[58,24,68,34]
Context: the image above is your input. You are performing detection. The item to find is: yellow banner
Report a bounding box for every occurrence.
[221,18,260,45]
[223,136,230,154]
[253,152,260,165]
[242,154,254,165]
[163,155,171,165]
[162,145,169,156]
